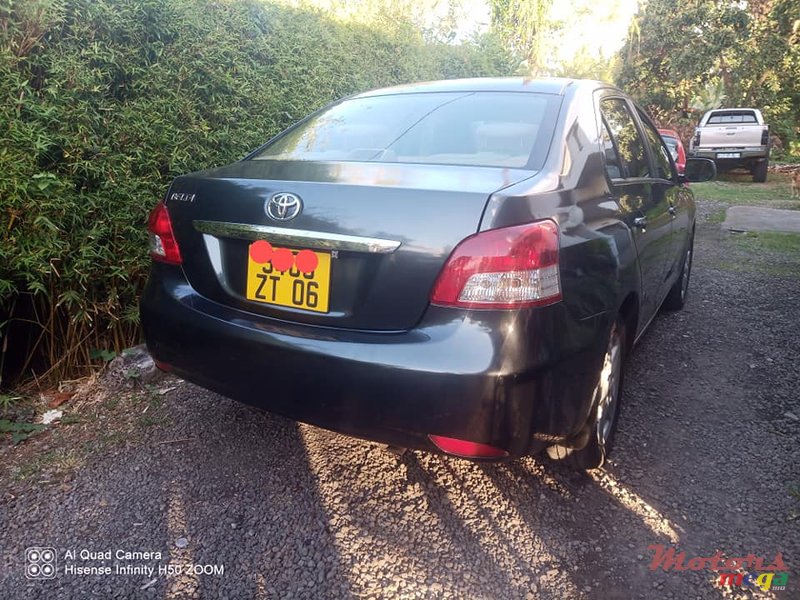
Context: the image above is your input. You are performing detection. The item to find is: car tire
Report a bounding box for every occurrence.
[752,159,768,183]
[546,318,626,470]
[663,229,694,311]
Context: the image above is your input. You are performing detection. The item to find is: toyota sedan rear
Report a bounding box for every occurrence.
[140,78,712,469]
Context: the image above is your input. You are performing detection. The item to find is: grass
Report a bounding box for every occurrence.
[692,172,799,209]
[8,386,169,482]
[791,486,800,501]
[59,413,83,425]
[790,486,800,522]
[716,231,800,277]
[694,170,800,277]
[135,384,170,428]
[0,419,45,444]
[2,378,172,486]
[707,208,727,224]
[731,231,800,255]
[13,447,84,482]
[0,394,23,413]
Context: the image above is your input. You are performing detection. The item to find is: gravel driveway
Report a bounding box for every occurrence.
[1,199,798,599]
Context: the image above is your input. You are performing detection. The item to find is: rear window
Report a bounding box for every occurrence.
[707,111,758,124]
[252,92,562,169]
[662,136,679,160]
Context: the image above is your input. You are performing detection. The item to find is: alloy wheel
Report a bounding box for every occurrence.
[680,243,693,301]
[596,326,623,450]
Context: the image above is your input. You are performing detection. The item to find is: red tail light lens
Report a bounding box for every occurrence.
[429,435,509,458]
[430,219,561,309]
[153,359,172,372]
[147,202,182,265]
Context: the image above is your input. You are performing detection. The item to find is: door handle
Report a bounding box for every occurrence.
[669,205,677,216]
[634,217,648,229]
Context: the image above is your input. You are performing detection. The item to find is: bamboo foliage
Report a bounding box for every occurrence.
[0,0,513,386]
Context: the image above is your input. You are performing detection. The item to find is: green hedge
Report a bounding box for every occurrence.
[0,0,513,383]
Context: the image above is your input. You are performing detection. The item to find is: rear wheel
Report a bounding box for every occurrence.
[663,230,694,311]
[546,318,625,470]
[752,159,768,183]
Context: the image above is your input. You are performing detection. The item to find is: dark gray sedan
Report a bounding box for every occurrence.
[140,78,714,469]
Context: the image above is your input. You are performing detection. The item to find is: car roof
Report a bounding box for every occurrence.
[353,77,611,99]
[657,128,680,137]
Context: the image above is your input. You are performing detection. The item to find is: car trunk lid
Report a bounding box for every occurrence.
[165,159,533,331]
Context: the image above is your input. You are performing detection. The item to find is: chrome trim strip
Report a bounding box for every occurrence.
[193,220,401,254]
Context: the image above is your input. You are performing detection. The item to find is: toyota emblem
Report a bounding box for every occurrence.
[266,192,302,221]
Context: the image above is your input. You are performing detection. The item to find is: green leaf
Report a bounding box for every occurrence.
[89,348,117,361]
[0,419,45,444]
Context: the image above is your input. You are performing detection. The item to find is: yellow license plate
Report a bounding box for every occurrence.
[246,241,331,313]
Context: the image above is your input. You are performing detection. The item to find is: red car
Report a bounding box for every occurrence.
[658,128,686,174]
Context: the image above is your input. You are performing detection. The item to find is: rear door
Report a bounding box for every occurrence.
[637,112,688,284]
[598,96,672,324]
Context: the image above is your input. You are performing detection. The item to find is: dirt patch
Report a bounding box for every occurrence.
[0,349,172,490]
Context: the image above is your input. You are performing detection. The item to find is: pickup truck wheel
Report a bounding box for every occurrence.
[663,230,694,311]
[546,319,625,470]
[752,159,768,183]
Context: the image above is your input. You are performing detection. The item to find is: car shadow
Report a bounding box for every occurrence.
[4,272,793,600]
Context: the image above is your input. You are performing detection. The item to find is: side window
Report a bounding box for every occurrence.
[600,117,624,179]
[600,98,649,178]
[638,113,675,180]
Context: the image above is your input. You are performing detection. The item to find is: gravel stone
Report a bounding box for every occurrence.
[0,198,797,599]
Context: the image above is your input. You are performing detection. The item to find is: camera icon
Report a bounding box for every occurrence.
[25,547,57,579]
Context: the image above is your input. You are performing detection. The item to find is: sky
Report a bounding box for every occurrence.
[455,0,640,63]
[546,0,640,61]
[286,0,640,68]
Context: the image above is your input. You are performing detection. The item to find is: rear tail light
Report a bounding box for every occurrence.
[761,127,769,146]
[147,202,182,265]
[153,359,172,372]
[693,129,701,148]
[429,435,509,458]
[430,220,561,309]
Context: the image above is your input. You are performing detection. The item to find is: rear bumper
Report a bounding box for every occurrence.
[689,149,768,167]
[140,266,608,458]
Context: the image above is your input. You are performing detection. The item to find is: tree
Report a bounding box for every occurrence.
[616,0,799,152]
[617,0,747,115]
[489,0,553,74]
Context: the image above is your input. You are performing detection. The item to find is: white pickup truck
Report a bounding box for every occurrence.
[689,108,770,182]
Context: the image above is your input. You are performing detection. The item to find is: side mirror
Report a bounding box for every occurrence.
[680,158,716,183]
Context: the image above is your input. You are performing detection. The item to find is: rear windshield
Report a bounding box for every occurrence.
[707,111,757,124]
[252,92,561,169]
[662,136,679,160]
